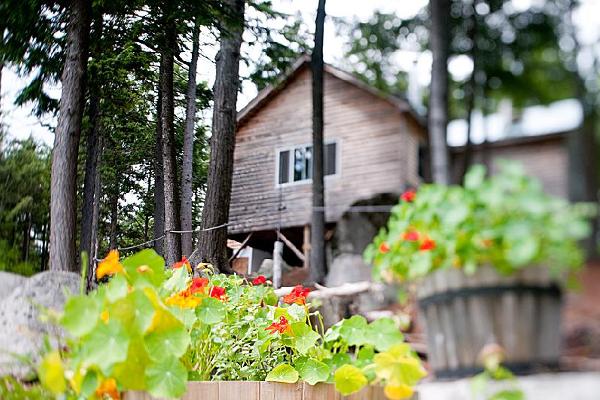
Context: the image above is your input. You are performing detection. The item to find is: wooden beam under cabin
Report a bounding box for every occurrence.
[276,231,306,263]
[228,232,253,262]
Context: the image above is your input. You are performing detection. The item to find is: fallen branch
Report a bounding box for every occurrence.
[274,281,382,299]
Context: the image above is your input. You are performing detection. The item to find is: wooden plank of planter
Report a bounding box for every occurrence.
[302,382,340,400]
[260,382,303,400]
[184,381,219,399]
[219,381,260,400]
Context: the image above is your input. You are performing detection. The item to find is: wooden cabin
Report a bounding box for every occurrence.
[228,56,426,270]
[450,131,571,198]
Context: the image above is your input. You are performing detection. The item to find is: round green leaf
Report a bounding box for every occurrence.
[61,295,100,337]
[196,297,226,324]
[145,310,190,360]
[290,322,320,354]
[109,290,155,334]
[82,319,130,373]
[334,364,367,396]
[366,318,404,352]
[286,303,306,321]
[145,355,187,399]
[105,274,128,303]
[339,315,368,346]
[113,338,151,390]
[122,249,166,287]
[265,363,299,383]
[296,358,330,385]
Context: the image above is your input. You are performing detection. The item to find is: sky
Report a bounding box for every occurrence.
[1,0,599,147]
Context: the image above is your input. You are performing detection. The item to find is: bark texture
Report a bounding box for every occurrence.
[308,0,327,285]
[49,0,91,271]
[191,0,245,272]
[153,89,165,255]
[160,11,181,266]
[458,0,479,184]
[81,12,104,287]
[428,0,451,185]
[181,20,201,257]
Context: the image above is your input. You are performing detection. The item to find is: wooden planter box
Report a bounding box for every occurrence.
[417,266,562,378]
[124,381,401,400]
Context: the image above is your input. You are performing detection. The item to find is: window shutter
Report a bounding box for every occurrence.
[325,143,336,175]
[278,150,290,184]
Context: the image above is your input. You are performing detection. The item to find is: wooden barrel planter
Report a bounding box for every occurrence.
[417,266,562,379]
[124,381,412,400]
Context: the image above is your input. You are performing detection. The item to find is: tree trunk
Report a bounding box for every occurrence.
[40,222,48,271]
[308,0,327,285]
[153,88,165,255]
[159,11,180,266]
[428,0,451,185]
[21,212,31,262]
[191,0,245,273]
[81,11,104,283]
[87,139,102,290]
[458,0,478,184]
[108,179,119,250]
[181,20,201,257]
[49,0,91,272]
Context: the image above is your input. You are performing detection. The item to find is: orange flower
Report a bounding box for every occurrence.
[266,316,291,334]
[283,285,310,305]
[95,378,120,400]
[402,230,420,241]
[252,275,267,285]
[401,190,416,202]
[190,277,209,294]
[172,256,192,272]
[209,286,227,300]
[166,288,201,308]
[96,250,125,280]
[379,242,390,254]
[419,238,436,251]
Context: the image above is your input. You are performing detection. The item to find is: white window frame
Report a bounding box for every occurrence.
[275,139,340,188]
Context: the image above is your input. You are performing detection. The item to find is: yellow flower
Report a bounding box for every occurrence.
[165,289,202,308]
[100,310,109,324]
[96,250,125,280]
[384,383,414,400]
[95,378,120,400]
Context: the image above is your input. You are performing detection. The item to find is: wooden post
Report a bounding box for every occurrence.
[303,224,310,270]
[273,241,283,289]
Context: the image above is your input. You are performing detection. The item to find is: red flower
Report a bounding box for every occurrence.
[172,256,191,271]
[266,316,290,334]
[190,277,209,294]
[252,275,267,285]
[402,230,420,241]
[379,242,390,254]
[283,285,310,305]
[420,238,436,251]
[209,286,227,300]
[401,190,416,202]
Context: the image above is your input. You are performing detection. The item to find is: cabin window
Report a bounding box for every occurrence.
[277,142,337,185]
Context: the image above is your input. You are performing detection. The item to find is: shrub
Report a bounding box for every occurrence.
[365,163,595,283]
[34,250,425,399]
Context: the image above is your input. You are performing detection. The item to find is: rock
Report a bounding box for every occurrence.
[331,192,398,256]
[325,253,372,287]
[0,271,80,379]
[0,272,27,302]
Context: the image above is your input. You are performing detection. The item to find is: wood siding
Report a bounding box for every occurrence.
[451,134,569,198]
[229,66,421,234]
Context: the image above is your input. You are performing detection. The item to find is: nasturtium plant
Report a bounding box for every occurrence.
[365,162,596,283]
[35,249,424,399]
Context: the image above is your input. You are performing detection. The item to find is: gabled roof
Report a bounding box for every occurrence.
[237,55,427,138]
